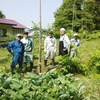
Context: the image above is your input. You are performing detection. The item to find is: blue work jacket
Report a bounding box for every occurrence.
[7,40,24,54]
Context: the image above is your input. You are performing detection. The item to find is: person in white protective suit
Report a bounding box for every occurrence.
[44,31,56,67]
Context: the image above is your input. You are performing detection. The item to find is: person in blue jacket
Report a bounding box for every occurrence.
[7,34,24,73]
[70,33,80,58]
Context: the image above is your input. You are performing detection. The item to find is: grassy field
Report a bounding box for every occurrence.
[0,38,100,99]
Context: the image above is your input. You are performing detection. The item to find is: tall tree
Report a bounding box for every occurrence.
[53,0,100,32]
[81,0,94,31]
[0,10,6,18]
[54,0,84,32]
[83,0,100,31]
[93,0,100,30]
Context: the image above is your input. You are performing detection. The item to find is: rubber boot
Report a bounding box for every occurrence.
[11,67,14,74]
[19,65,22,73]
[44,59,47,67]
[30,62,33,72]
[24,62,27,72]
[52,59,55,67]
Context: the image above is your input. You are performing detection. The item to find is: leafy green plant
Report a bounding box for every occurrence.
[0,69,97,100]
[6,32,15,42]
[6,32,23,42]
[59,55,89,75]
[89,50,100,74]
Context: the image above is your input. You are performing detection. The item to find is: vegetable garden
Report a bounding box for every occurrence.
[0,32,100,100]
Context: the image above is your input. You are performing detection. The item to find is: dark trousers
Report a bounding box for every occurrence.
[11,53,23,68]
[59,41,68,56]
[59,49,68,56]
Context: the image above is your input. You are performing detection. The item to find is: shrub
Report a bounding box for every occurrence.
[59,55,89,75]
[90,50,100,74]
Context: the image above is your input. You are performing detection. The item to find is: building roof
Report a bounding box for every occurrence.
[0,18,28,29]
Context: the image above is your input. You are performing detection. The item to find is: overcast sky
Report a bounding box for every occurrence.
[0,0,63,28]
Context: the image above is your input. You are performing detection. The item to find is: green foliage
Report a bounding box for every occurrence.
[72,30,100,40]
[53,31,60,39]
[6,33,23,42]
[86,31,100,40]
[6,32,15,42]
[53,0,100,32]
[0,69,95,100]
[78,30,88,39]
[70,44,79,52]
[31,21,40,31]
[0,35,100,99]
[90,50,100,74]
[31,21,54,35]
[66,30,74,39]
[0,10,5,18]
[59,55,89,75]
[32,46,39,59]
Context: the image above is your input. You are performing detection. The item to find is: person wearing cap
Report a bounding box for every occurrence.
[44,31,56,67]
[59,28,70,56]
[21,32,34,72]
[7,34,24,73]
[70,33,80,58]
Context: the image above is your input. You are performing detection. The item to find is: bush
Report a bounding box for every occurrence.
[78,30,88,39]
[90,50,100,74]
[59,55,89,75]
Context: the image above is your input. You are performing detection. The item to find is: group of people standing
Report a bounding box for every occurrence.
[7,32,33,73]
[7,28,80,73]
[44,28,80,67]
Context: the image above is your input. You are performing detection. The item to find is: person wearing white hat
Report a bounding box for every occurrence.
[7,34,24,73]
[70,33,80,58]
[59,28,70,56]
[44,31,56,67]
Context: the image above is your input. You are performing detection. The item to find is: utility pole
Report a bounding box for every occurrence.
[38,0,42,73]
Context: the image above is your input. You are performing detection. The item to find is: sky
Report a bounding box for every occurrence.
[0,0,63,28]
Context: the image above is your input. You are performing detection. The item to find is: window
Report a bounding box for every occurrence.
[0,29,7,37]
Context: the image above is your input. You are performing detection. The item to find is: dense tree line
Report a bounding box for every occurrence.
[53,0,100,32]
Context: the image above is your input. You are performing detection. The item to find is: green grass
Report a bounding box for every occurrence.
[0,38,100,99]
[78,39,100,63]
[75,39,100,99]
[73,74,100,99]
[0,48,11,73]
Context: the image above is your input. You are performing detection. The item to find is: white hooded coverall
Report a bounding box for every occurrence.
[44,36,56,60]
